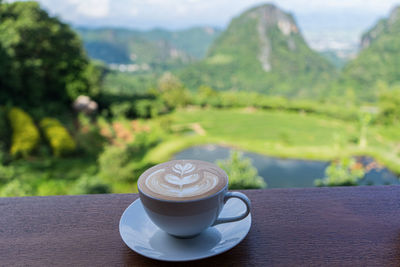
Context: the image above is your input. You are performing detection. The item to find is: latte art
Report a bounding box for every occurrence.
[145,167,218,198]
[138,160,228,201]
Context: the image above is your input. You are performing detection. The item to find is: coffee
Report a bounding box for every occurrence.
[138,160,228,201]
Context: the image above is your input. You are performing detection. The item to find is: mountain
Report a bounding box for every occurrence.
[340,6,400,101]
[179,4,336,98]
[139,27,221,59]
[75,27,221,71]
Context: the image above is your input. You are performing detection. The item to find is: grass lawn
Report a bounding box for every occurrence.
[148,108,400,174]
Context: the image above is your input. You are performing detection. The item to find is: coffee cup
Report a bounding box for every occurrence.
[137,159,251,238]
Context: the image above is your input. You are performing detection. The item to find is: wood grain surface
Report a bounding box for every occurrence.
[1,186,400,266]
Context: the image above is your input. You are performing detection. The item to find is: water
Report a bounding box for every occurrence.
[173,145,400,188]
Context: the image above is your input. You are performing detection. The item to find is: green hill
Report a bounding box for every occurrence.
[179,4,336,98]
[140,27,221,59]
[75,27,221,71]
[339,6,400,101]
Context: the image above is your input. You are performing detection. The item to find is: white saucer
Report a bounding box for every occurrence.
[119,197,251,262]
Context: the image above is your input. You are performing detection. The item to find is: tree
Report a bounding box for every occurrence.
[0,1,99,112]
[195,85,219,107]
[157,72,190,109]
[217,151,266,189]
[378,87,400,125]
[314,158,365,187]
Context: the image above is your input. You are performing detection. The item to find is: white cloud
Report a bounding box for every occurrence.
[79,0,109,17]
[130,7,139,16]
[35,0,110,20]
[70,0,109,18]
[176,5,188,15]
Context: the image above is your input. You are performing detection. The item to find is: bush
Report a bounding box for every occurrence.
[110,101,133,118]
[378,88,400,125]
[135,99,166,118]
[135,100,153,118]
[0,107,11,165]
[76,114,106,156]
[71,174,111,195]
[193,85,220,107]
[8,107,40,157]
[0,106,10,150]
[0,162,15,183]
[314,157,365,187]
[158,73,191,109]
[98,132,161,183]
[0,179,34,197]
[40,118,76,157]
[98,145,138,183]
[37,180,69,196]
[217,151,266,189]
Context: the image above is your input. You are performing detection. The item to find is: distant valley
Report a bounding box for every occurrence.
[76,3,400,102]
[76,26,221,72]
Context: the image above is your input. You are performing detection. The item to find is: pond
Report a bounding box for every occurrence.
[173,145,400,188]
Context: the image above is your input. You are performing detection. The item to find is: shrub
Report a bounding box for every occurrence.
[37,180,69,196]
[0,179,34,197]
[76,114,106,156]
[315,157,365,187]
[0,106,10,150]
[0,107,11,165]
[217,151,266,189]
[98,145,138,183]
[8,107,40,157]
[135,99,166,118]
[378,88,400,125]
[71,174,111,195]
[0,163,15,183]
[158,73,191,109]
[98,132,161,183]
[110,101,133,118]
[193,85,219,107]
[135,100,153,118]
[40,118,76,157]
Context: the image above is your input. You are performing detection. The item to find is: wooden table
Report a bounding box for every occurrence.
[1,186,400,266]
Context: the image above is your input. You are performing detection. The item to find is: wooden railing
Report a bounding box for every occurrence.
[1,186,400,266]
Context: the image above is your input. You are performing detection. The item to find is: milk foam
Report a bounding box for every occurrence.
[139,161,227,200]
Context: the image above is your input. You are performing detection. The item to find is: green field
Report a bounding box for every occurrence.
[4,107,400,197]
[147,108,400,174]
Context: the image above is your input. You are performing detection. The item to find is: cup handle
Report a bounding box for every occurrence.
[212,191,251,226]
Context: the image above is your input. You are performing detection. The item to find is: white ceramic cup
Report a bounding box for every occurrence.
[138,162,251,238]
